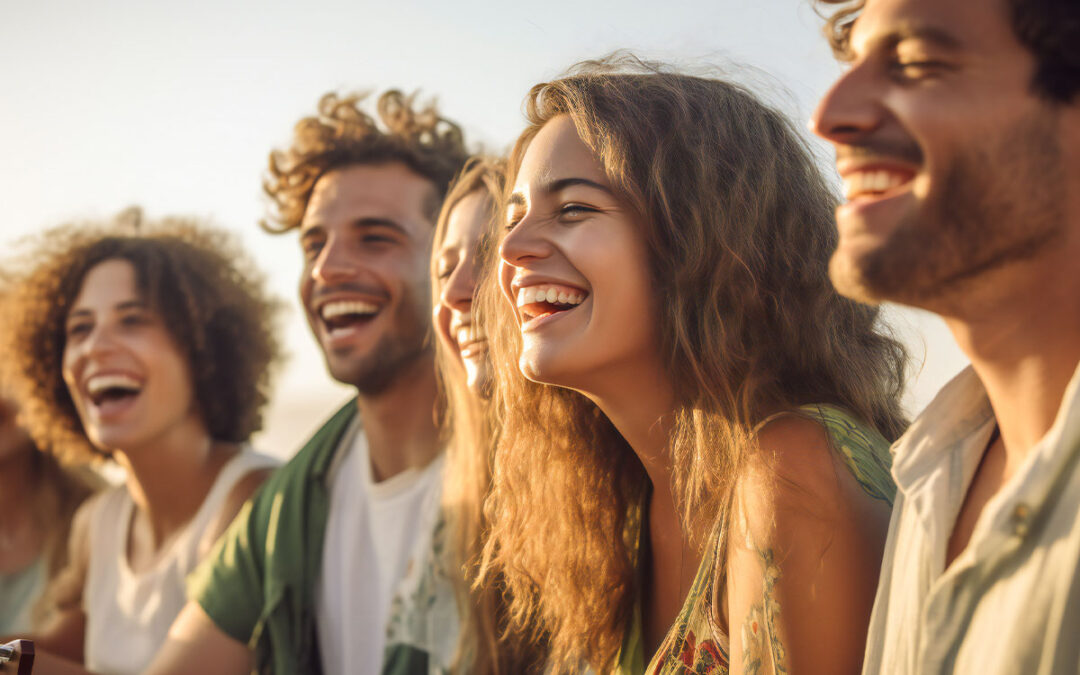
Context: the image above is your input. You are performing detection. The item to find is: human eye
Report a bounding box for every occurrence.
[362,233,395,245]
[557,203,598,221]
[505,208,525,232]
[301,237,324,262]
[65,320,92,339]
[435,255,457,281]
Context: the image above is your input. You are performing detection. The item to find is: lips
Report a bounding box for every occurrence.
[83,372,143,419]
[842,167,916,201]
[453,321,488,358]
[316,297,382,341]
[514,282,589,327]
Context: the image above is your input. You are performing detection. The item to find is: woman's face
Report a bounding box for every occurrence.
[499,115,660,393]
[434,190,493,394]
[62,258,200,453]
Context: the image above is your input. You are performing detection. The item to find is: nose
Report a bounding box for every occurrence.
[64,321,118,378]
[499,215,552,269]
[441,256,476,313]
[311,235,358,285]
[812,61,882,145]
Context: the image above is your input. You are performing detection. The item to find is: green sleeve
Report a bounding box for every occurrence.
[187,487,273,645]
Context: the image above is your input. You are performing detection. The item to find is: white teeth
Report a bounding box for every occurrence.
[86,374,142,397]
[456,325,486,345]
[321,300,378,321]
[515,284,587,308]
[843,170,909,199]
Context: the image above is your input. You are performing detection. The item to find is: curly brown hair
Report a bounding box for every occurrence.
[817,0,1080,103]
[0,209,283,464]
[262,90,470,233]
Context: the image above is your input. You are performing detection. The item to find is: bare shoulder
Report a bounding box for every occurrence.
[198,467,274,560]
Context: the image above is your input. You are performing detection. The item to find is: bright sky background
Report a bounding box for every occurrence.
[0,0,968,458]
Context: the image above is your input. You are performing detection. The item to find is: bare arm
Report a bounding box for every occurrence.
[2,498,95,661]
[143,602,253,675]
[725,416,892,675]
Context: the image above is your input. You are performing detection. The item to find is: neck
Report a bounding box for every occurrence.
[939,242,1080,476]
[583,356,683,531]
[111,417,229,548]
[355,352,441,482]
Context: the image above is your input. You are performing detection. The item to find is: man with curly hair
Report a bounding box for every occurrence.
[812,0,1080,673]
[148,91,469,675]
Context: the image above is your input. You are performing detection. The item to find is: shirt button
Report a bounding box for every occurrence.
[1012,503,1031,537]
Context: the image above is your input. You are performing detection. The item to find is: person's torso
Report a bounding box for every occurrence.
[315,425,446,675]
[634,404,896,675]
[864,365,1080,675]
[83,449,278,675]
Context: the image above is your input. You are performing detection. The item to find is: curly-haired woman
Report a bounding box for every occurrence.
[0,210,282,675]
[480,58,909,674]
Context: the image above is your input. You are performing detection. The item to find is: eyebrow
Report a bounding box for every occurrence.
[508,176,616,207]
[870,23,964,52]
[66,300,146,321]
[300,217,412,240]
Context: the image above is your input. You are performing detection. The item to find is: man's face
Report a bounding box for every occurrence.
[812,0,1069,308]
[299,162,437,395]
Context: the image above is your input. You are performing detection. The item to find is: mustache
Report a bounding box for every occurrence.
[836,138,923,166]
[309,283,390,304]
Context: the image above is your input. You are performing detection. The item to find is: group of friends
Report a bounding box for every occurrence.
[1,0,1078,673]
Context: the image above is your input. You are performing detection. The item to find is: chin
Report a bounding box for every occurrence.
[828,248,886,306]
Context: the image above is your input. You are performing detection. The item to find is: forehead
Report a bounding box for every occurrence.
[302,162,438,235]
[851,0,1013,54]
[441,191,491,248]
[72,258,140,307]
[515,115,607,191]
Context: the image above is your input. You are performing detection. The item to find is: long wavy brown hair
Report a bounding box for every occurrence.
[263,90,469,233]
[0,209,283,464]
[432,157,546,674]
[479,57,908,671]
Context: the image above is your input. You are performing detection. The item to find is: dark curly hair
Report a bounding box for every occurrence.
[0,209,283,464]
[817,0,1080,103]
[262,90,470,233]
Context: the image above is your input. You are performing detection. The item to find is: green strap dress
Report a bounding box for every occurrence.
[617,404,896,675]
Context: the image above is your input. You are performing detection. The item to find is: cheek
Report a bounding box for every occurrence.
[498,261,517,308]
[433,304,456,351]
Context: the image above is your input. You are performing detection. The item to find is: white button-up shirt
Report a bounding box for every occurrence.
[863,363,1080,675]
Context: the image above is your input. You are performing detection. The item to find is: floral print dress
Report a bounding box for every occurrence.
[617,404,897,675]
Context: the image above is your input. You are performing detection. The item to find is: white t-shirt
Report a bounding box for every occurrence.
[316,422,445,675]
[83,449,279,675]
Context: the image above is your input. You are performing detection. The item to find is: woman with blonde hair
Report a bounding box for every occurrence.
[0,211,282,675]
[383,156,545,674]
[481,58,907,674]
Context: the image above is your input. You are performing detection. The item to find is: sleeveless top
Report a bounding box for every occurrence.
[83,449,279,675]
[619,404,897,675]
[0,557,46,634]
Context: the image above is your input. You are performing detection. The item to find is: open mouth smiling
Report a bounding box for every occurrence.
[453,321,488,358]
[515,283,589,329]
[85,372,143,411]
[841,165,917,203]
[319,299,381,338]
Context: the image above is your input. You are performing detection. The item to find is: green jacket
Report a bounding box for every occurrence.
[188,398,358,675]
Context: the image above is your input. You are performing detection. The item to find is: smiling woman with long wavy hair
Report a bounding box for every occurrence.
[478,57,908,675]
